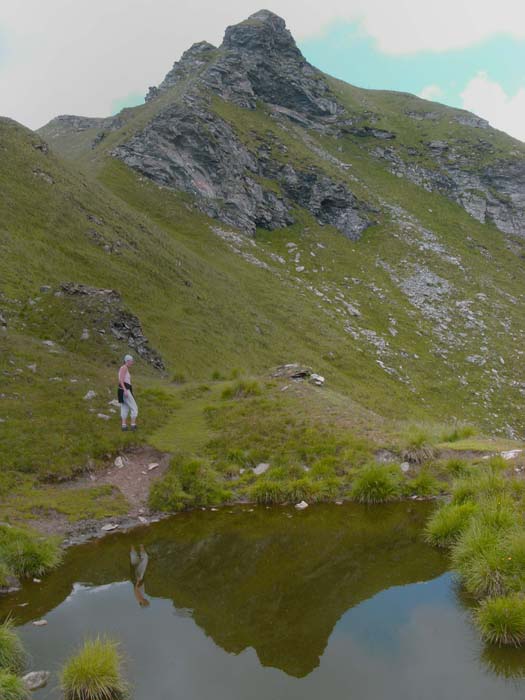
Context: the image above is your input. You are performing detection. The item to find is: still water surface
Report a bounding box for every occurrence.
[2,502,525,699]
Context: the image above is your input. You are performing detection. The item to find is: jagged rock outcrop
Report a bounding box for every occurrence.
[113,10,373,237]
[373,142,525,236]
[148,10,342,119]
[113,95,372,237]
[39,114,123,152]
[60,283,165,370]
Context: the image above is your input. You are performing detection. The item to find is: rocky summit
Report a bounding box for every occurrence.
[41,9,524,241]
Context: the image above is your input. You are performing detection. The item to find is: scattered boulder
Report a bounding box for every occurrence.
[23,671,51,691]
[114,456,124,469]
[101,523,119,532]
[295,500,309,510]
[310,373,325,386]
[83,390,97,401]
[253,462,270,476]
[32,620,48,627]
[0,573,21,595]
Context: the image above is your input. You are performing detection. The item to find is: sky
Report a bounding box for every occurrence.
[0,1,524,142]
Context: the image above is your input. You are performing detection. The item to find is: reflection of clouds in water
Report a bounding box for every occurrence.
[16,580,525,700]
[64,581,128,603]
[318,603,524,700]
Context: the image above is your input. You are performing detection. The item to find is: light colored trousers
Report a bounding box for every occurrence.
[121,391,138,421]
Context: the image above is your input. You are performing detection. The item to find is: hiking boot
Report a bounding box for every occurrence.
[130,425,137,432]
[121,425,128,432]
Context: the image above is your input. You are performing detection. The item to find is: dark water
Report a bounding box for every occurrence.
[2,502,525,699]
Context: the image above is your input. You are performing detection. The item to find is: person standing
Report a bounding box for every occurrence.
[118,354,138,431]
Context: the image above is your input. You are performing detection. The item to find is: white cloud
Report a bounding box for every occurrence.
[461,72,525,142]
[0,1,525,128]
[418,84,444,101]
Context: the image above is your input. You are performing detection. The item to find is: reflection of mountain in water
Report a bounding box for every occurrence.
[1,503,447,678]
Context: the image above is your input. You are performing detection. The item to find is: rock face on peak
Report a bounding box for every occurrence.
[40,10,525,241]
[112,11,367,236]
[146,41,217,101]
[146,9,341,119]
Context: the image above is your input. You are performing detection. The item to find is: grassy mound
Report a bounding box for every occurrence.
[424,502,478,547]
[0,619,27,675]
[426,461,525,645]
[60,638,128,700]
[0,671,29,700]
[149,456,231,512]
[0,525,62,580]
[475,596,525,647]
[351,464,401,504]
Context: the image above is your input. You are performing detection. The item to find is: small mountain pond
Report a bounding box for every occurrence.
[2,502,525,699]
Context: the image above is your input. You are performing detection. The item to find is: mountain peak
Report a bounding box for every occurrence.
[222,9,299,57]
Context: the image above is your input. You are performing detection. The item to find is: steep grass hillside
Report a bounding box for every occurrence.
[2,11,525,533]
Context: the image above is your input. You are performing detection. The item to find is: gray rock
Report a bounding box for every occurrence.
[23,671,50,691]
[60,283,165,371]
[83,390,97,401]
[253,462,270,476]
[113,12,374,239]
[0,573,21,595]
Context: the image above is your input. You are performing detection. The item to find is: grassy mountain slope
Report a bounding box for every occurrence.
[2,12,525,529]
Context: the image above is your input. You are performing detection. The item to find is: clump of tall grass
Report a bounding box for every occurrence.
[401,429,436,465]
[475,596,525,647]
[0,618,27,674]
[443,458,471,478]
[440,423,476,443]
[451,470,506,506]
[0,670,29,700]
[221,380,261,400]
[250,477,327,505]
[424,502,478,547]
[60,637,128,700]
[0,525,62,579]
[351,464,400,504]
[0,561,11,588]
[404,470,444,497]
[149,457,231,512]
[148,472,191,513]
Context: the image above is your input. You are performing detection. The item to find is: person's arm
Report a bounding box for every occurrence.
[118,366,128,394]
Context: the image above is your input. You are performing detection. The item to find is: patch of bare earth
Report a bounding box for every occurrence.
[91,446,171,517]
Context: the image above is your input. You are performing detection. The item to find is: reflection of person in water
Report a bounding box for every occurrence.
[130,544,150,607]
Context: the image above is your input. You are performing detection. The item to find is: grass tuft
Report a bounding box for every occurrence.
[475,596,525,647]
[60,637,128,700]
[0,525,62,579]
[351,464,400,504]
[221,380,262,400]
[424,502,478,547]
[0,670,29,700]
[0,618,27,674]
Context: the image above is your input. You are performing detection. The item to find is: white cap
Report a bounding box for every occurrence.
[124,354,134,363]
